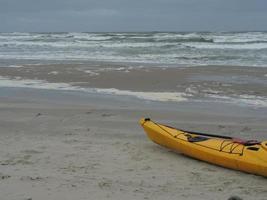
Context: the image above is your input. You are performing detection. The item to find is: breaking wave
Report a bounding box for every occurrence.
[0,32,267,66]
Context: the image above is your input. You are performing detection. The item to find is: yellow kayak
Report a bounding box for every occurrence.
[140,118,267,177]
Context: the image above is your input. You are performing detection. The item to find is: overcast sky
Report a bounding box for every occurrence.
[1,0,267,32]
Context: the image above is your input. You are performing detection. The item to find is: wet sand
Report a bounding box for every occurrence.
[0,63,266,97]
[0,87,267,200]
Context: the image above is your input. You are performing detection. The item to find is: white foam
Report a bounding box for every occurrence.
[84,70,99,76]
[212,32,267,43]
[206,93,267,108]
[0,76,187,102]
[48,71,59,75]
[71,32,113,41]
[0,76,266,106]
[237,95,267,107]
[94,88,188,102]
[186,42,267,50]
[81,67,130,75]
[185,87,199,95]
[0,76,75,90]
[95,67,126,72]
[0,65,24,68]
[202,89,222,95]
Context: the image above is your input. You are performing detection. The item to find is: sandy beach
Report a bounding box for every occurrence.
[0,66,267,200]
[1,9,267,200]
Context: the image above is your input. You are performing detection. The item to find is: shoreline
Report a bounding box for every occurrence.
[1,86,266,139]
[0,63,266,107]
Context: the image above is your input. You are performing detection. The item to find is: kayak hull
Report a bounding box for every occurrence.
[140,118,267,177]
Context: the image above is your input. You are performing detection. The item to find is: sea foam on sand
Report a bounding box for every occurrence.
[0,76,188,102]
[0,76,266,107]
[94,88,188,102]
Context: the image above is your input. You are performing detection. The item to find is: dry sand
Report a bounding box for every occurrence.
[0,87,266,200]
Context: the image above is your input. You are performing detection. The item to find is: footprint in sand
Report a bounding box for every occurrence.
[35,113,42,117]
[0,173,11,180]
[101,113,115,117]
[218,125,226,129]
[1,154,33,165]
[20,176,44,181]
[21,149,43,154]
[98,179,112,189]
[141,166,152,171]
[241,127,251,132]
[228,196,243,200]
[63,139,80,144]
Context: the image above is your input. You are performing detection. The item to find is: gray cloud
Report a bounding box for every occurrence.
[0,0,267,32]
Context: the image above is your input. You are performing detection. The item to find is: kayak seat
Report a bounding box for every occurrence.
[233,138,260,146]
[187,135,209,142]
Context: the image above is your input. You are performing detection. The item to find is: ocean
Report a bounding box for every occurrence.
[1,32,267,67]
[0,32,267,108]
